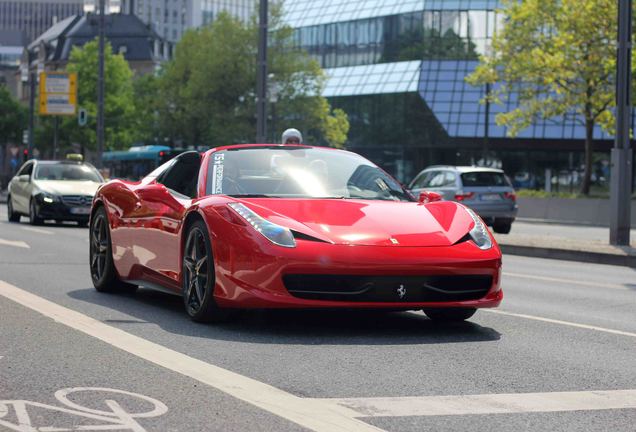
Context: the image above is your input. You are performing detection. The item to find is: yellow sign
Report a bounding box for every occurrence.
[39,72,77,116]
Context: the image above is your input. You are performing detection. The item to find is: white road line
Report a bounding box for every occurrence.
[20,226,54,235]
[0,238,29,249]
[482,309,636,338]
[503,272,629,291]
[0,280,383,432]
[320,390,636,417]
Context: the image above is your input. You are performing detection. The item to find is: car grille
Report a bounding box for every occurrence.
[283,274,493,302]
[61,195,93,207]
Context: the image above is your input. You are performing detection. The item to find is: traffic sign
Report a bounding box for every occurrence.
[39,72,77,116]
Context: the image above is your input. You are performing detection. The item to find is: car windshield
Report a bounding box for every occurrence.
[206,147,412,201]
[460,171,509,187]
[34,163,103,182]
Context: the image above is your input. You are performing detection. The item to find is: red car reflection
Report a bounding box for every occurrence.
[89,144,502,323]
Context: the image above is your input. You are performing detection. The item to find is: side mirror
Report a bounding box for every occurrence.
[419,191,443,204]
[17,174,30,183]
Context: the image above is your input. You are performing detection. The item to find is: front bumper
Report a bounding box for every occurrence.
[34,198,92,221]
[211,232,503,310]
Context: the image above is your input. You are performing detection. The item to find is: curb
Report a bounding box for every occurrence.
[500,244,636,268]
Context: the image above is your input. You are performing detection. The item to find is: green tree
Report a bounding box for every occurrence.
[466,0,623,195]
[0,86,27,186]
[159,7,349,148]
[0,85,26,146]
[48,39,137,153]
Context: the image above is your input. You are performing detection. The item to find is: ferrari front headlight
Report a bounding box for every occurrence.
[465,207,492,250]
[228,203,296,248]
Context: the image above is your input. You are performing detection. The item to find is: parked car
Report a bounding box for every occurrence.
[408,166,518,234]
[7,155,104,226]
[89,145,502,323]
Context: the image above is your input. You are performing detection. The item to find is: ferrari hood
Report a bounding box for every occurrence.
[34,180,101,196]
[239,199,474,247]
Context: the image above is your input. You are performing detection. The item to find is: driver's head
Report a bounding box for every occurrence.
[281,128,303,145]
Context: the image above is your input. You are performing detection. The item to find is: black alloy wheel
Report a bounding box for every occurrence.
[7,196,20,222]
[90,206,136,293]
[29,199,43,225]
[423,307,477,322]
[182,220,230,323]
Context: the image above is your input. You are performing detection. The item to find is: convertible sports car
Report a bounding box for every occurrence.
[90,144,502,323]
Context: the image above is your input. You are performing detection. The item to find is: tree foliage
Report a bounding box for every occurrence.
[47,39,138,153]
[466,0,626,194]
[158,6,349,148]
[0,85,27,145]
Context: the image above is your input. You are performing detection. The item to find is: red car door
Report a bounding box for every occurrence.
[129,152,202,290]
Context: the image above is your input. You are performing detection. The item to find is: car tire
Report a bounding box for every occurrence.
[77,220,88,228]
[90,206,137,293]
[182,220,231,323]
[423,308,477,322]
[493,220,512,234]
[7,196,20,222]
[29,199,43,225]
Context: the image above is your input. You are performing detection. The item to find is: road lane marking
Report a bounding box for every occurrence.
[483,309,636,338]
[20,226,54,235]
[319,389,636,417]
[0,388,168,432]
[503,272,629,291]
[0,239,29,249]
[0,280,383,432]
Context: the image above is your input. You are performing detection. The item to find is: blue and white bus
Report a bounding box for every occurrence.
[102,145,182,180]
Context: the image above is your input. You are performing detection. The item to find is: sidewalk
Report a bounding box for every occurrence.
[496,221,636,267]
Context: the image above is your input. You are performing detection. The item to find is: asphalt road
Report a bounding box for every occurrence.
[1,207,635,432]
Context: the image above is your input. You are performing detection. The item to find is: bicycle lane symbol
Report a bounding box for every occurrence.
[0,387,168,432]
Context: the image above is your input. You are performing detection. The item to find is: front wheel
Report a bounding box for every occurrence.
[90,206,137,293]
[182,220,231,323]
[423,308,477,322]
[29,199,43,225]
[7,196,20,222]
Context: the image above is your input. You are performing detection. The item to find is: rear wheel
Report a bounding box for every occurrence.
[29,199,43,225]
[7,196,20,222]
[493,219,512,234]
[424,308,477,322]
[182,220,230,323]
[90,206,137,293]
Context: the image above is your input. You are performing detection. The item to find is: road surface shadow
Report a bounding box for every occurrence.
[68,287,501,345]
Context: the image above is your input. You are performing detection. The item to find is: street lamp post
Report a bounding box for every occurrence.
[610,0,633,246]
[96,0,106,168]
[256,0,268,143]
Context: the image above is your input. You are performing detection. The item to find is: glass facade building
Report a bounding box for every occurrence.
[284,0,625,188]
[120,0,253,43]
[0,0,84,43]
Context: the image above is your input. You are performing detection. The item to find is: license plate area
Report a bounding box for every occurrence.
[480,193,502,201]
[70,207,91,215]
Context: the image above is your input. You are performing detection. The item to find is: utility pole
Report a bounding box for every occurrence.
[483,82,491,166]
[96,0,106,168]
[27,71,36,160]
[610,0,633,246]
[256,0,268,143]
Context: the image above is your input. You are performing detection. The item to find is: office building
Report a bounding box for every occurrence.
[118,0,253,43]
[285,0,628,188]
[0,0,84,43]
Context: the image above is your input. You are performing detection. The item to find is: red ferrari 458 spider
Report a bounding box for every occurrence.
[89,144,502,323]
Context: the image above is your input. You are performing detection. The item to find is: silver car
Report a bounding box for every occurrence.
[408,166,518,234]
[7,158,104,226]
